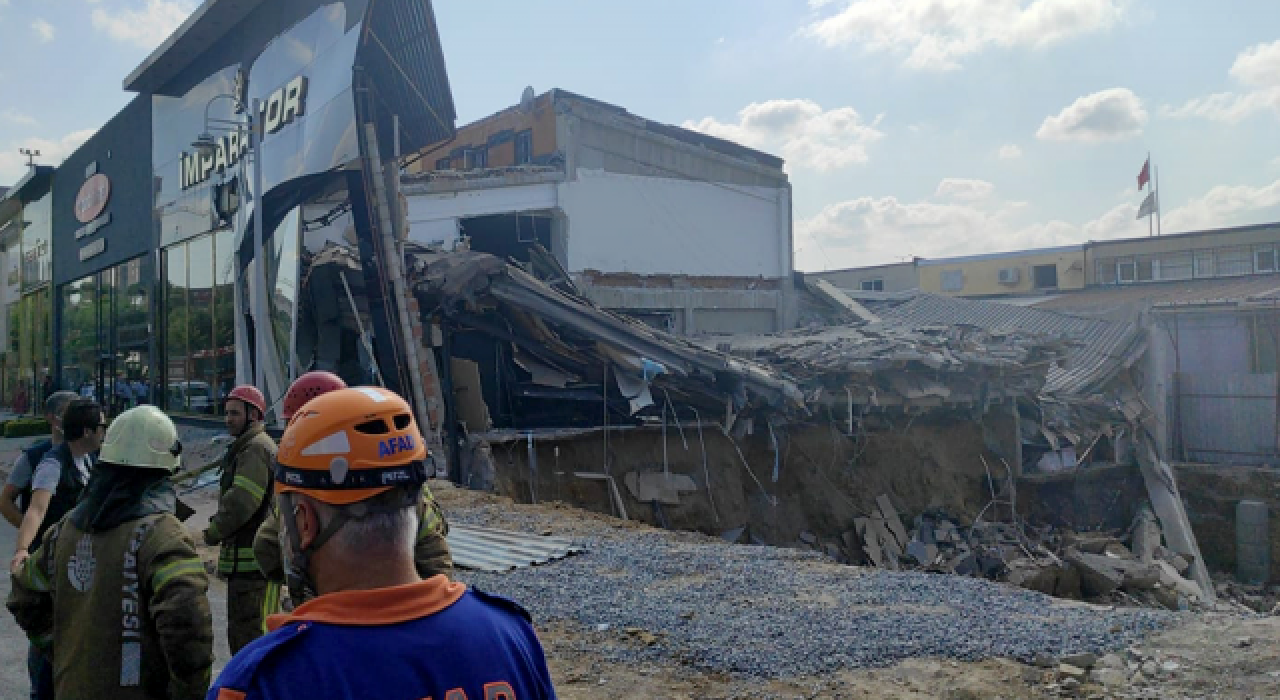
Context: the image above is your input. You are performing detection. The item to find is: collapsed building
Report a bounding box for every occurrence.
[396,245,1216,606]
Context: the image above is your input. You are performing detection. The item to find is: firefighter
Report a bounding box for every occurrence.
[7,405,214,700]
[203,385,277,654]
[252,371,452,597]
[208,388,555,699]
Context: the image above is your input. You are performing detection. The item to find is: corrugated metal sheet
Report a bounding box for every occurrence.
[447,523,583,572]
[1177,372,1279,464]
[1034,274,1280,312]
[869,293,1146,397]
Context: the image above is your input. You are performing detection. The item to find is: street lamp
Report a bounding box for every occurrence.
[193,93,269,412]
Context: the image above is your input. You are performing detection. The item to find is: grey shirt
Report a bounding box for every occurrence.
[31,453,91,494]
[6,452,33,490]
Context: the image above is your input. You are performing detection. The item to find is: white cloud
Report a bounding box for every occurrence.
[1036,88,1147,142]
[1,109,36,126]
[998,143,1023,160]
[795,176,1280,270]
[1161,179,1280,232]
[91,0,195,49]
[0,129,97,184]
[684,99,884,171]
[803,0,1127,71]
[935,178,995,201]
[1163,40,1280,123]
[1230,39,1280,88]
[31,19,54,42]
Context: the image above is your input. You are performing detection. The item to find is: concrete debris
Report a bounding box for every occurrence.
[827,494,1206,612]
[710,322,1071,412]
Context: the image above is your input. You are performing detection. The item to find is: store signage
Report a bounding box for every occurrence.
[79,238,106,262]
[180,75,309,190]
[75,173,111,224]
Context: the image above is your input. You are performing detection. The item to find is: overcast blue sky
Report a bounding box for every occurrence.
[1,0,1278,269]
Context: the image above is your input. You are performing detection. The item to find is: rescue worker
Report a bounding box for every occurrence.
[252,371,452,594]
[203,385,277,654]
[7,405,214,700]
[208,388,556,699]
[1,389,76,700]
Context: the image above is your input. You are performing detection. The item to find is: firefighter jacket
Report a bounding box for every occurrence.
[8,473,214,700]
[252,482,453,586]
[204,423,276,577]
[207,576,556,700]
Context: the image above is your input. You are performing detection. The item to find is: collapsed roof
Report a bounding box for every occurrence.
[405,248,804,429]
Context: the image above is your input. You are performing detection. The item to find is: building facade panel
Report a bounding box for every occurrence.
[918,247,1085,297]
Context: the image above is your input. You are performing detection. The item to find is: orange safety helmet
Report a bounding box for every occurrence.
[282,371,347,423]
[226,385,267,417]
[275,387,428,506]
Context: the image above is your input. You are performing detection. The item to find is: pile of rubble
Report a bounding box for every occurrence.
[799,496,1208,611]
[715,323,1072,411]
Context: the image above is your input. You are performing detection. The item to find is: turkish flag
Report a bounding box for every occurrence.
[1137,158,1150,190]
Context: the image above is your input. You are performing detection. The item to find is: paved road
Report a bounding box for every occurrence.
[0,520,233,696]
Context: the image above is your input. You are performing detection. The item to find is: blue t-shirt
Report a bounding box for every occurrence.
[209,578,556,700]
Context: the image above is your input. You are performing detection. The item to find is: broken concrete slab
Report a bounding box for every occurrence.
[876,494,910,549]
[623,471,698,506]
[905,541,939,567]
[1067,549,1124,597]
[1136,438,1216,603]
[1129,508,1162,563]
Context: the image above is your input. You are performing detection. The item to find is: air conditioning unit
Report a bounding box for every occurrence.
[997,267,1021,285]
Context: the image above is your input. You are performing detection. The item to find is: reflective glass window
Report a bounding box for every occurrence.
[214,229,237,412]
[60,277,98,399]
[164,244,191,412]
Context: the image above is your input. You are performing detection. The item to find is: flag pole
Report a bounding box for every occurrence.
[1155,164,1162,236]
[1152,151,1162,238]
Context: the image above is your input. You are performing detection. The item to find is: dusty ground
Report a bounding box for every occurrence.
[434,482,1280,700]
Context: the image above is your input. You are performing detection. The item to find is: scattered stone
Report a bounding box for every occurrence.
[1233,636,1253,648]
[1096,653,1124,670]
[799,531,817,545]
[1057,663,1088,681]
[1092,668,1127,688]
[1033,653,1058,668]
[1061,653,1097,670]
[1060,677,1081,690]
[1140,661,1158,677]
[595,623,611,632]
[1160,661,1181,674]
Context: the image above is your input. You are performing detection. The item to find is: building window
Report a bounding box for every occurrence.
[940,270,964,292]
[1032,264,1058,289]
[1218,247,1252,276]
[435,157,451,170]
[1096,259,1117,285]
[1158,253,1193,281]
[860,278,884,292]
[1136,258,1155,282]
[515,129,533,165]
[463,148,488,170]
[1256,248,1276,273]
[162,231,236,415]
[1117,260,1136,283]
[1194,251,1214,278]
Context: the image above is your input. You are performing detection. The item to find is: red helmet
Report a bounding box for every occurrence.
[226,385,267,417]
[282,371,348,422]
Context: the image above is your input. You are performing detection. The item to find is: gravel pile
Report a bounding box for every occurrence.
[457,527,1178,678]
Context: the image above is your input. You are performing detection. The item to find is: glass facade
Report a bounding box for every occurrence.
[1,190,55,414]
[161,230,236,414]
[59,256,153,416]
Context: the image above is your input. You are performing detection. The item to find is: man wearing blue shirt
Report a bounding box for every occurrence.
[208,387,556,700]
